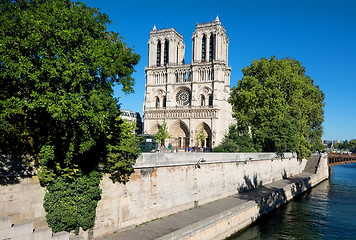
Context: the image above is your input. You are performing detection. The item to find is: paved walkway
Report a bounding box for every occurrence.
[99,172,314,240]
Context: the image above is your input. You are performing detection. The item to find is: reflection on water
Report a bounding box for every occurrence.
[228,163,356,240]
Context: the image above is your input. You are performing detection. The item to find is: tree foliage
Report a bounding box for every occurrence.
[334,139,356,152]
[103,119,140,183]
[352,140,356,153]
[154,121,170,146]
[213,125,257,152]
[197,127,206,147]
[229,57,324,159]
[43,170,102,234]
[0,0,140,233]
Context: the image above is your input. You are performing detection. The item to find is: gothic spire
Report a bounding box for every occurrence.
[215,15,220,22]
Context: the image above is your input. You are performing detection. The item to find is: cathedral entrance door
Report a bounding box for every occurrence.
[178,137,182,148]
[170,120,190,149]
[196,122,212,149]
[184,137,190,148]
[206,137,210,148]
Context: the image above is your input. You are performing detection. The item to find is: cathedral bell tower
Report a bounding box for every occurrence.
[147,26,185,68]
[192,16,229,64]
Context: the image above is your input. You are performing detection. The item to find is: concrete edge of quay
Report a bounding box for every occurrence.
[157,171,328,240]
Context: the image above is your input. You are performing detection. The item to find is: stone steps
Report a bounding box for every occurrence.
[303,154,321,174]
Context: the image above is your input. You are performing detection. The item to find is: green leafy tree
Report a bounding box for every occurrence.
[229,57,324,159]
[311,141,325,152]
[339,141,349,150]
[335,139,356,151]
[197,127,206,147]
[349,140,356,152]
[154,121,170,147]
[104,118,140,183]
[0,0,140,233]
[213,125,257,152]
[333,142,341,149]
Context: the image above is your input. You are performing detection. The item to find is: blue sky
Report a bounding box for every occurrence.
[81,0,356,141]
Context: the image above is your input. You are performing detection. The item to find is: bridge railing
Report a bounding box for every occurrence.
[327,152,356,166]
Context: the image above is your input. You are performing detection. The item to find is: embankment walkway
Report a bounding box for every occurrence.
[99,170,324,240]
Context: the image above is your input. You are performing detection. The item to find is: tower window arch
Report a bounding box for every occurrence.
[163,96,166,107]
[209,34,214,61]
[208,95,213,106]
[202,35,206,62]
[201,95,205,106]
[157,40,161,66]
[155,97,160,108]
[164,40,169,65]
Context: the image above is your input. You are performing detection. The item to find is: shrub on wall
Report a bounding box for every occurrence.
[43,171,102,234]
[214,125,258,152]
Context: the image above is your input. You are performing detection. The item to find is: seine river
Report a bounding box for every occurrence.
[228,163,356,240]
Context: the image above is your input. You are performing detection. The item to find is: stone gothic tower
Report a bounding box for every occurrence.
[143,17,233,149]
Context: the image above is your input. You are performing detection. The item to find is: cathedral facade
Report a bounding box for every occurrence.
[143,17,233,149]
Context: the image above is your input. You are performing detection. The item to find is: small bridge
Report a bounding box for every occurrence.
[328,153,356,166]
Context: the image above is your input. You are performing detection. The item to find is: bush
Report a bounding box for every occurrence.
[216,125,258,153]
[43,171,102,234]
[212,145,225,152]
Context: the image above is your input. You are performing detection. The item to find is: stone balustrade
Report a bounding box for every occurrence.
[144,107,218,119]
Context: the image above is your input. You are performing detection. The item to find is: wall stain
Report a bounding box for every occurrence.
[141,168,154,177]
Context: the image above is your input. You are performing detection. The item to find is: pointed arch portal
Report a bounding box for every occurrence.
[196,122,212,148]
[170,120,190,148]
[150,123,160,135]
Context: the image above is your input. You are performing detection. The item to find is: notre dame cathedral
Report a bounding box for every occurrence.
[143,17,233,149]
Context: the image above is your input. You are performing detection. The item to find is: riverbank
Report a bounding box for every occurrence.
[229,162,356,239]
[100,154,328,240]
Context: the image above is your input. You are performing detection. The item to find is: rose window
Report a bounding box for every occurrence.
[176,89,191,106]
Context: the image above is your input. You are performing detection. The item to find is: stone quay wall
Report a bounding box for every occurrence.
[93,152,306,238]
[156,153,329,240]
[0,153,307,239]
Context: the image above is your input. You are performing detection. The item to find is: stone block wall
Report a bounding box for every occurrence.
[0,152,307,239]
[0,176,46,229]
[93,152,306,238]
[0,216,68,240]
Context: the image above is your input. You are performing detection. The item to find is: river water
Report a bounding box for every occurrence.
[228,163,356,240]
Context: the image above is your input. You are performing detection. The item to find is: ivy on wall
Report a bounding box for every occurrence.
[43,171,102,234]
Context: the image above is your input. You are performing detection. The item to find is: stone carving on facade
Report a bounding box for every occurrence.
[175,88,191,106]
[199,87,212,96]
[154,89,165,97]
[174,68,191,83]
[144,108,218,120]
